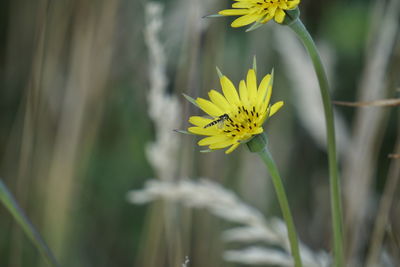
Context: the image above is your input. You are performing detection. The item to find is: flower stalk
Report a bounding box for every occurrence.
[288,18,344,267]
[247,133,303,267]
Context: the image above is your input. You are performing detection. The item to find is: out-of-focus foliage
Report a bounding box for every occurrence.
[0,0,399,266]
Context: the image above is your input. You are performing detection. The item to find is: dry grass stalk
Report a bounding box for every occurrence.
[144,2,182,182]
[366,121,400,267]
[128,179,331,267]
[138,3,185,267]
[342,0,400,264]
[333,99,400,107]
[4,0,118,262]
[181,256,190,267]
[42,2,118,258]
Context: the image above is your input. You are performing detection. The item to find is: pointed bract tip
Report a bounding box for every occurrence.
[182,93,199,108]
[216,67,223,78]
[245,21,264,32]
[252,56,257,74]
[202,13,224,19]
[174,129,194,135]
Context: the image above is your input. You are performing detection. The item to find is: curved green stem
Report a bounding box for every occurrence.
[288,18,344,267]
[248,134,303,267]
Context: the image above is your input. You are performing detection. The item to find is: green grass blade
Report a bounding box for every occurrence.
[0,179,59,267]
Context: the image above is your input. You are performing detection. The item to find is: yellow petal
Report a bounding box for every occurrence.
[225,143,240,154]
[258,85,272,112]
[261,13,274,23]
[279,2,288,9]
[287,0,300,9]
[231,14,260,28]
[209,139,235,149]
[269,101,284,116]
[198,135,230,146]
[232,2,253,8]
[274,8,286,23]
[196,97,223,117]
[254,127,264,135]
[220,76,240,107]
[256,74,271,107]
[268,5,277,16]
[189,116,212,127]
[259,90,272,117]
[258,112,268,124]
[246,69,257,104]
[265,85,272,106]
[219,9,249,16]
[239,80,249,107]
[208,90,232,111]
[188,126,218,136]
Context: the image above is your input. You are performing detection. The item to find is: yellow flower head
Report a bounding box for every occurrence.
[219,0,300,28]
[186,68,283,154]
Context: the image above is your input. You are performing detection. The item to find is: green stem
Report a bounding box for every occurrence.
[288,18,344,266]
[248,134,302,267]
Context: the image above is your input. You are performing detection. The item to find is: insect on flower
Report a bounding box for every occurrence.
[204,114,231,129]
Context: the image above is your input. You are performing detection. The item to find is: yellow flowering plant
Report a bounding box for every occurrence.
[206,1,345,266]
[181,62,303,266]
[218,0,300,28]
[185,68,283,154]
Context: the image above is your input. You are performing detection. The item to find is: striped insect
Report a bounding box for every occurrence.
[204,114,230,129]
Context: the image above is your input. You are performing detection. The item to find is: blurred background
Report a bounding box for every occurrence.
[0,0,399,266]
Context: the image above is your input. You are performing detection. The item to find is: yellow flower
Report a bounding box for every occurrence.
[187,69,283,154]
[219,0,300,28]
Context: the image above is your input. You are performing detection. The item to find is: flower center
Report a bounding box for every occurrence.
[251,0,287,14]
[256,0,279,8]
[221,105,260,138]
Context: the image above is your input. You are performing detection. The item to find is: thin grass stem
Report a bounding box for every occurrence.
[0,179,59,267]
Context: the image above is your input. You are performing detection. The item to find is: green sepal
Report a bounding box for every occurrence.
[280,8,300,26]
[200,149,213,153]
[202,13,224,19]
[246,21,264,32]
[246,133,268,153]
[216,67,223,78]
[182,93,199,108]
[252,56,257,74]
[174,129,194,135]
[270,68,274,85]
